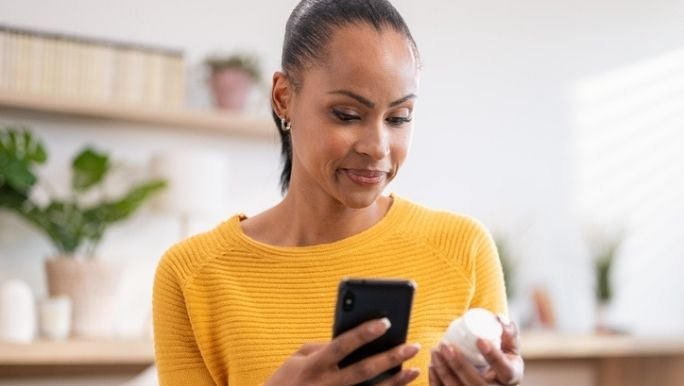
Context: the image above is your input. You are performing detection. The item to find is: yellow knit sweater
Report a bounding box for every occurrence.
[153,195,507,386]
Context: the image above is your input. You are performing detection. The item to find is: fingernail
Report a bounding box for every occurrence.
[371,317,391,334]
[402,343,421,357]
[483,368,497,381]
[439,341,454,358]
[497,313,511,326]
[477,338,492,354]
[401,368,420,381]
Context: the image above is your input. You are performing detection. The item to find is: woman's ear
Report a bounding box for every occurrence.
[272,71,293,119]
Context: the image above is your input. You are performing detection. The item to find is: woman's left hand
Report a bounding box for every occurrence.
[428,316,524,386]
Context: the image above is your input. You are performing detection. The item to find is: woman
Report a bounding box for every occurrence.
[153,1,524,385]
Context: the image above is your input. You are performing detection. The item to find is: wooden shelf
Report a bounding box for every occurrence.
[0,90,275,140]
[3,334,683,366]
[0,339,153,366]
[2,335,684,384]
[521,332,684,359]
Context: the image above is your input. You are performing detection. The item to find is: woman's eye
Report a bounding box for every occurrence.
[387,116,412,126]
[333,110,360,122]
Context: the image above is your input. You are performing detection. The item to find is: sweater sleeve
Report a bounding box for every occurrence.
[469,227,508,316]
[153,251,216,386]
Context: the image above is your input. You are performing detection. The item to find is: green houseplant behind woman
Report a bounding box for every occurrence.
[0,127,166,337]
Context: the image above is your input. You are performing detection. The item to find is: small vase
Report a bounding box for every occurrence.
[44,257,122,338]
[209,68,254,111]
[595,301,611,334]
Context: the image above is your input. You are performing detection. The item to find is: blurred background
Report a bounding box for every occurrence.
[0,0,682,385]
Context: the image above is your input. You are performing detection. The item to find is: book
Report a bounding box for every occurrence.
[0,24,185,109]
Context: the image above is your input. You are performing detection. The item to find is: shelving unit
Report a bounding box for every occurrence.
[521,333,684,386]
[0,339,153,378]
[0,90,275,140]
[0,339,153,366]
[521,332,684,359]
[2,334,683,370]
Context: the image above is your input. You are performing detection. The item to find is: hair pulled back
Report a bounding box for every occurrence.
[273,0,419,193]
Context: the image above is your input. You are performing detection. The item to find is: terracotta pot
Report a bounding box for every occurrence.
[209,68,254,110]
[44,257,123,338]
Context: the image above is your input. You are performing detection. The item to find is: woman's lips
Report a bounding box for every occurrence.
[342,169,388,185]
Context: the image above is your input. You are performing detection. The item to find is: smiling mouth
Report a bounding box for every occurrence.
[342,168,389,186]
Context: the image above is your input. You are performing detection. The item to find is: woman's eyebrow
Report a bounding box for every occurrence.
[389,94,417,107]
[328,90,417,108]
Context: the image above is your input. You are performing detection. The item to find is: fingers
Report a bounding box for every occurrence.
[497,315,520,354]
[430,349,464,386]
[297,343,325,356]
[339,342,421,385]
[437,342,487,386]
[375,367,421,386]
[477,339,515,383]
[318,318,391,366]
[428,364,443,386]
[477,337,525,385]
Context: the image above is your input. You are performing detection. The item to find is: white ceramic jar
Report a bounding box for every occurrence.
[443,308,503,369]
[39,295,72,340]
[0,279,36,343]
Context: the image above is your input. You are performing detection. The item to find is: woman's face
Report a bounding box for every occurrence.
[277,23,419,209]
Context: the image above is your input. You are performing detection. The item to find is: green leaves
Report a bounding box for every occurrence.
[595,244,616,303]
[81,180,167,249]
[0,184,28,208]
[93,180,167,223]
[41,200,86,253]
[0,128,47,163]
[72,148,109,192]
[0,126,167,257]
[0,128,46,193]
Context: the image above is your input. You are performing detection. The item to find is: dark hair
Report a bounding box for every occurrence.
[273,0,420,194]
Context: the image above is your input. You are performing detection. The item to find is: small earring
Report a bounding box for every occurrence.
[280,117,292,132]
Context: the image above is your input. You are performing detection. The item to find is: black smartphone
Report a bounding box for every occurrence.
[332,278,416,386]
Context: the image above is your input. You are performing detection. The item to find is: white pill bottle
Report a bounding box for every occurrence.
[443,308,503,370]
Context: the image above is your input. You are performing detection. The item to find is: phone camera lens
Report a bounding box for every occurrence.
[343,291,355,312]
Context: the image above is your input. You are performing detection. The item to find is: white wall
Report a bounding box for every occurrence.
[1,0,683,336]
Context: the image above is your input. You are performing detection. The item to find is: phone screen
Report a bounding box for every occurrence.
[332,278,415,386]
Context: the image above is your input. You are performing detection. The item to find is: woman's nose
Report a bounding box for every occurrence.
[354,120,390,160]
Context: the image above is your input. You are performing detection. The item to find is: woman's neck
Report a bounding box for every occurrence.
[280,191,390,246]
[240,189,392,247]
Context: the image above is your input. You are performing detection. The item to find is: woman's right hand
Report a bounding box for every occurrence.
[264,318,421,386]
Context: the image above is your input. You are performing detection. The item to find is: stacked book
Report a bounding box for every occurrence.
[0,25,185,109]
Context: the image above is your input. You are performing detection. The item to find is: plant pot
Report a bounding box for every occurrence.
[209,68,254,111]
[44,257,123,338]
[595,300,611,334]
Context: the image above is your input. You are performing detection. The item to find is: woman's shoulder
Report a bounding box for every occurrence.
[155,214,243,284]
[394,196,493,249]
[393,197,496,274]
[397,196,490,235]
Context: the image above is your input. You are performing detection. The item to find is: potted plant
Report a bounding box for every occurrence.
[204,52,261,111]
[0,126,166,337]
[593,238,619,333]
[587,226,622,334]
